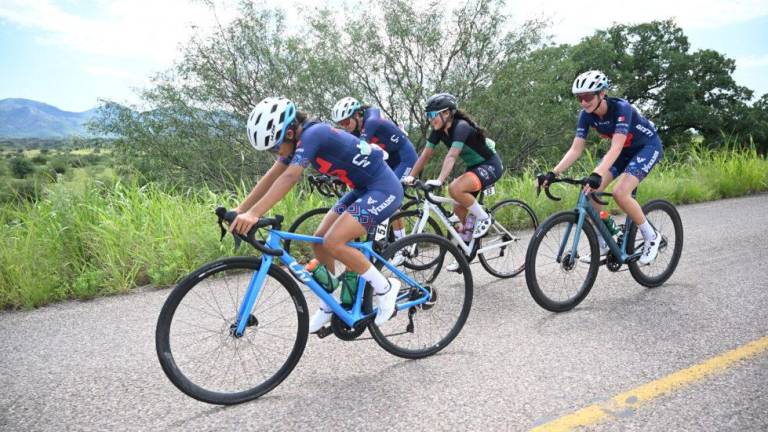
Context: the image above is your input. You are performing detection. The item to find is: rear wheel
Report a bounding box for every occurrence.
[478,199,538,278]
[369,234,473,359]
[627,199,684,287]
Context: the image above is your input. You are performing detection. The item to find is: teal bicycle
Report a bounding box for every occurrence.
[156,207,473,405]
[525,177,683,312]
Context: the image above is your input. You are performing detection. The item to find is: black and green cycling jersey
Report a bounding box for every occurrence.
[426,119,496,167]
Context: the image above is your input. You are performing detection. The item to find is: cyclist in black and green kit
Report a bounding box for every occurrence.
[406,93,504,240]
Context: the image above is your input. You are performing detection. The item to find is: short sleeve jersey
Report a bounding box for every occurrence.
[576,97,658,149]
[282,121,388,189]
[358,108,417,172]
[426,118,496,167]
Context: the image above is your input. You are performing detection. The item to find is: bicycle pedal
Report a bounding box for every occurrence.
[315,326,333,339]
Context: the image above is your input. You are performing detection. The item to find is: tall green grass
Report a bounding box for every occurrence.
[1,144,766,309]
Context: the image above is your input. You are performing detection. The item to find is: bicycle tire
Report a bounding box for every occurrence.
[627,199,684,288]
[478,199,538,278]
[284,207,331,260]
[368,234,473,359]
[156,257,308,405]
[525,211,600,312]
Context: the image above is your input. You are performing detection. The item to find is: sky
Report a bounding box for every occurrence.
[1,0,767,112]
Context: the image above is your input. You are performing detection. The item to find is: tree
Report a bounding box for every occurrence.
[570,20,756,147]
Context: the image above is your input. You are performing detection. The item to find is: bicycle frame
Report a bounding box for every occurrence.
[232,229,430,337]
[410,193,518,257]
[559,192,643,265]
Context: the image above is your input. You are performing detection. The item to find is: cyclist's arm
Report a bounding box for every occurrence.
[593,134,627,177]
[436,146,461,183]
[553,137,586,175]
[245,164,304,219]
[410,145,434,179]
[235,159,289,213]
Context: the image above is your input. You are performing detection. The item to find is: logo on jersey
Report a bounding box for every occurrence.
[618,116,625,122]
[367,197,378,205]
[353,153,371,167]
[390,134,400,144]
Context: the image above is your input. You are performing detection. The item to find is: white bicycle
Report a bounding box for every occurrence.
[390,180,538,278]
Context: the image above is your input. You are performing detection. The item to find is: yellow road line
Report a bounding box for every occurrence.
[531,335,768,432]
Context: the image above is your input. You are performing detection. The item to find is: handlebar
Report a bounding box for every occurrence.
[537,177,611,206]
[407,179,451,206]
[307,174,346,198]
[215,206,284,256]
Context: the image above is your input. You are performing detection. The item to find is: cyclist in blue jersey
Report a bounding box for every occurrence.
[331,97,418,251]
[407,93,504,240]
[231,97,404,333]
[538,70,663,265]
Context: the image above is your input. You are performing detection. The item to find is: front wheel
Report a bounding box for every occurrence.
[478,199,538,278]
[156,257,308,405]
[525,211,600,312]
[627,199,684,287]
[369,234,473,359]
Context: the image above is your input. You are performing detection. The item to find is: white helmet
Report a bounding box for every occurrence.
[572,70,609,94]
[331,97,361,123]
[246,96,297,151]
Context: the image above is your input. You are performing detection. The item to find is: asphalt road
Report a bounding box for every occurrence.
[2,194,767,431]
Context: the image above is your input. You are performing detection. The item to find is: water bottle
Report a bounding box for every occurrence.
[599,211,619,236]
[339,271,359,307]
[461,214,476,243]
[306,259,339,293]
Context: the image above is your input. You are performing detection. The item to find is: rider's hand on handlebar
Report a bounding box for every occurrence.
[229,210,260,235]
[537,171,557,188]
[425,179,443,188]
[583,172,602,193]
[401,175,416,186]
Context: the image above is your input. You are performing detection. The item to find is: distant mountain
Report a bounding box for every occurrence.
[0,98,99,139]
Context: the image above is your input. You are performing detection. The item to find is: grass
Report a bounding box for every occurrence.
[1,144,766,309]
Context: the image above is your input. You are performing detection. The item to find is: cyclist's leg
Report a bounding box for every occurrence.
[449,173,480,223]
[389,163,413,239]
[323,187,403,324]
[615,140,664,263]
[313,190,361,273]
[461,154,504,238]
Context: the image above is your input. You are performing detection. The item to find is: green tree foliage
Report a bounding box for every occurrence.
[570,20,763,149]
[9,157,35,179]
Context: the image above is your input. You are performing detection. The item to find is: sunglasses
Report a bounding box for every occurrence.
[575,92,599,103]
[337,118,354,128]
[426,108,448,120]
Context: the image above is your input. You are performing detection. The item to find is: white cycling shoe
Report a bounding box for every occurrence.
[308,307,332,333]
[639,230,661,265]
[579,245,610,263]
[472,217,493,239]
[374,278,401,326]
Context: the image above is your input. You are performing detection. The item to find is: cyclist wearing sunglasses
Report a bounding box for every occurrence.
[331,97,418,248]
[406,92,503,239]
[234,97,403,333]
[538,70,664,265]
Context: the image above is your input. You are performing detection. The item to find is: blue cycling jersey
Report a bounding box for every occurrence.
[359,108,417,179]
[576,97,659,149]
[285,121,389,190]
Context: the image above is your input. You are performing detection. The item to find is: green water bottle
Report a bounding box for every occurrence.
[600,211,619,236]
[306,259,339,293]
[339,271,359,307]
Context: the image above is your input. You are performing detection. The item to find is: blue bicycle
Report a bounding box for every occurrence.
[156,207,473,405]
[525,177,683,312]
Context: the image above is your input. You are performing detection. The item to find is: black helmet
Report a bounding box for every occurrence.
[425,93,458,112]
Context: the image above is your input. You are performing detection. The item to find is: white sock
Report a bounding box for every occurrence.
[394,228,406,240]
[361,265,390,295]
[468,200,489,220]
[639,220,656,240]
